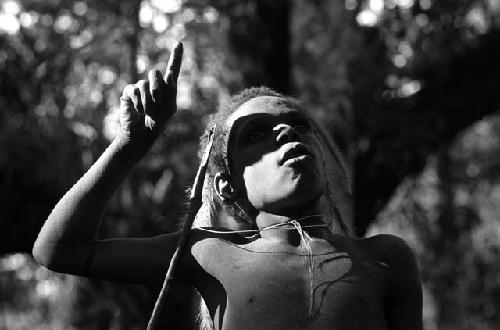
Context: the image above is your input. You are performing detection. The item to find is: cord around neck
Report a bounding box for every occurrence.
[194,215,329,238]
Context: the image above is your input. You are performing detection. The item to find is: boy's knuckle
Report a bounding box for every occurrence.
[136,80,147,89]
[123,84,134,95]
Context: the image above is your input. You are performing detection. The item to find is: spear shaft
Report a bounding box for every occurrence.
[146,128,215,330]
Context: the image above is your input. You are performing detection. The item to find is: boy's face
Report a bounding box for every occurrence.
[225,96,326,215]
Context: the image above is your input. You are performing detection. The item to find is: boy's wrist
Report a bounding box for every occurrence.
[114,131,153,161]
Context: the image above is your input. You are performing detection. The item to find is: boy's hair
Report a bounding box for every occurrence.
[198,86,351,228]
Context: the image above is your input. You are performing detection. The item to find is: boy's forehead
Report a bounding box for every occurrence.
[224,96,306,130]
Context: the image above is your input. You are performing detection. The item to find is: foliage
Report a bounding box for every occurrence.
[351,0,500,234]
[369,114,500,329]
[0,0,216,328]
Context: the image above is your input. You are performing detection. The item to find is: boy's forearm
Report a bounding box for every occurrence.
[33,43,184,274]
[32,134,145,270]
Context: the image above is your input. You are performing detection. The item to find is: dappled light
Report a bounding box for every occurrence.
[0,253,78,330]
[369,114,500,329]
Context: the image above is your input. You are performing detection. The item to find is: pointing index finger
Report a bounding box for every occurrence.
[165,42,183,84]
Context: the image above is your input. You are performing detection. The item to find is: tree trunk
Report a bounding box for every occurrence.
[224,0,291,94]
[354,30,500,236]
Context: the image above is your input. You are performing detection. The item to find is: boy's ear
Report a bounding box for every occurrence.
[214,172,238,202]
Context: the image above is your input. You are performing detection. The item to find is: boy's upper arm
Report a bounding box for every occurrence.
[367,234,423,330]
[87,232,184,285]
[87,228,217,286]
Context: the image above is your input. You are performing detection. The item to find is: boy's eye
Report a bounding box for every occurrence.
[291,121,312,133]
[293,124,308,133]
[244,121,272,143]
[249,129,267,142]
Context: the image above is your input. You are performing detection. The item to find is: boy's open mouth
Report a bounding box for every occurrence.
[279,143,314,165]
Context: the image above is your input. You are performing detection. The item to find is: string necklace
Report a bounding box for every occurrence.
[194,214,329,239]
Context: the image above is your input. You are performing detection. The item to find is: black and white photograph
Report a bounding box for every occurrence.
[1,0,500,329]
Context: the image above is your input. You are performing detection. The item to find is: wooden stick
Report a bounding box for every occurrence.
[146,127,215,330]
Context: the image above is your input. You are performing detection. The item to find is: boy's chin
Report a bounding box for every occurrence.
[276,189,322,213]
[293,178,323,197]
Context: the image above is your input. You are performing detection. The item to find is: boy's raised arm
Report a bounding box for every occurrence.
[32,43,184,284]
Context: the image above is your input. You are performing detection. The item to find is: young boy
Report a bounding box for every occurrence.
[33,43,422,329]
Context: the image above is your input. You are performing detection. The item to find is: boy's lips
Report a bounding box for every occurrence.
[279,143,314,165]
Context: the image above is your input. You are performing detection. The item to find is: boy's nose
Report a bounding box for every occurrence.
[274,124,301,145]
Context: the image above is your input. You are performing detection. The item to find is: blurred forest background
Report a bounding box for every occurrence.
[1,0,500,329]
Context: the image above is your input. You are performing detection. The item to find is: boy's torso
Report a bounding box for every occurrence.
[188,232,390,330]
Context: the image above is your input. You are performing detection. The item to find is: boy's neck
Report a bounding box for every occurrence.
[255,210,332,245]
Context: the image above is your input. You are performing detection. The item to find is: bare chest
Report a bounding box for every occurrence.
[200,241,388,330]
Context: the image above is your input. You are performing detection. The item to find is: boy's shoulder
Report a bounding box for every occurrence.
[188,227,250,261]
[353,234,419,275]
[190,227,251,245]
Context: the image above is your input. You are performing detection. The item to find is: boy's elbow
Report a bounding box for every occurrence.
[32,237,67,273]
[32,237,93,276]
[32,238,56,270]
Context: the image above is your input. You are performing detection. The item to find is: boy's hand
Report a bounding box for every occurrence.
[118,42,183,151]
